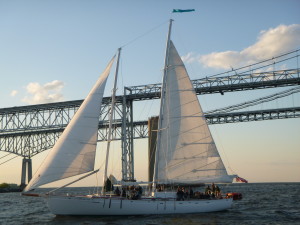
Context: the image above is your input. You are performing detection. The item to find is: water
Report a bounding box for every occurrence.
[1,183,300,225]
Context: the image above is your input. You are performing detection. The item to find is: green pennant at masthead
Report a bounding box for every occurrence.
[172,9,195,13]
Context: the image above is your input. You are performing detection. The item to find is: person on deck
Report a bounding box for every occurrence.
[212,183,216,194]
[176,187,184,201]
[189,188,194,198]
[138,186,143,196]
[184,189,189,199]
[114,187,120,196]
[205,185,211,195]
[121,187,126,197]
[215,185,221,198]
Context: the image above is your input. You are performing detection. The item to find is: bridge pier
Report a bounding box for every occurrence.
[20,157,32,189]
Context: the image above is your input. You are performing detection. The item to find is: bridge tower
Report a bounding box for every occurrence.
[20,157,32,189]
[121,88,135,181]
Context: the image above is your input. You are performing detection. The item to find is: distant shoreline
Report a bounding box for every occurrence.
[0,188,22,193]
[0,183,22,193]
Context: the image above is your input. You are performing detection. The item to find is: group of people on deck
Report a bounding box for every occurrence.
[204,183,222,198]
[176,183,222,201]
[113,183,222,200]
[114,185,143,200]
[176,187,194,201]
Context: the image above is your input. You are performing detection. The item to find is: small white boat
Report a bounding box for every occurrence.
[23,19,237,215]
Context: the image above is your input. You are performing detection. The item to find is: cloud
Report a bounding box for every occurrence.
[182,24,300,70]
[181,52,199,64]
[22,80,64,104]
[10,90,18,97]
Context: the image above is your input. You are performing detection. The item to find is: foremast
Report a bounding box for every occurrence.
[102,48,122,195]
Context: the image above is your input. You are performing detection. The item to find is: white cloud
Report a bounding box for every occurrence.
[182,24,300,70]
[181,52,198,64]
[22,80,64,104]
[10,90,18,97]
[200,51,247,70]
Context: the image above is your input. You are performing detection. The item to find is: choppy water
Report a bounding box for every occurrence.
[1,183,300,225]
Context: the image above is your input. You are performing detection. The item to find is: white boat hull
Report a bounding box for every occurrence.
[47,196,233,215]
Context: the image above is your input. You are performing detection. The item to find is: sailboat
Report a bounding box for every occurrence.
[23,19,236,215]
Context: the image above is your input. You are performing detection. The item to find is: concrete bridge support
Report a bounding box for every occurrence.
[20,158,32,189]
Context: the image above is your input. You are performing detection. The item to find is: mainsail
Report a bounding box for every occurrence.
[155,41,233,184]
[24,56,115,192]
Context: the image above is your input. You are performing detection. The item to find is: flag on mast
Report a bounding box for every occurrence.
[172,9,195,13]
[236,176,248,183]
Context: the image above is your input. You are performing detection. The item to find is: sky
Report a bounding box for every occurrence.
[0,0,300,186]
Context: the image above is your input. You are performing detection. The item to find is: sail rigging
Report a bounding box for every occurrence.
[24,56,116,192]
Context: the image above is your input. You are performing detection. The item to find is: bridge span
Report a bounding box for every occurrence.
[0,68,299,186]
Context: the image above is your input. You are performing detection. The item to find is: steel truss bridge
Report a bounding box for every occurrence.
[1,68,300,186]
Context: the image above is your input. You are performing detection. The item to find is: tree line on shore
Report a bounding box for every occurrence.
[0,183,22,192]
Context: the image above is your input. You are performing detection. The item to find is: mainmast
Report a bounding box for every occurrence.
[102,48,122,195]
[152,19,173,186]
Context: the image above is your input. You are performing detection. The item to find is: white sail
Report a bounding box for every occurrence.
[155,41,233,184]
[24,56,115,192]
